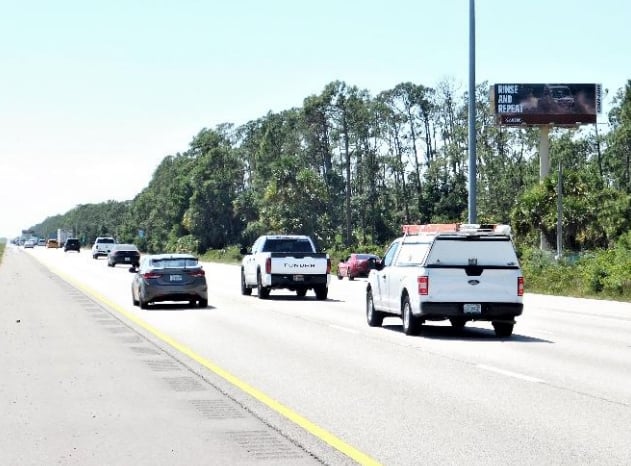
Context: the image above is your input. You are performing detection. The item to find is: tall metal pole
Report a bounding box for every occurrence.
[468,0,477,223]
[556,160,563,259]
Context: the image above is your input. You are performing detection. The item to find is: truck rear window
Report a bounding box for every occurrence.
[426,238,518,266]
[262,239,314,253]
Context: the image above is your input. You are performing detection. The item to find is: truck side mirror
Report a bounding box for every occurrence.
[239,247,249,255]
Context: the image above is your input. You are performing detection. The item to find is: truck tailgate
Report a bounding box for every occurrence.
[426,267,522,302]
[270,253,329,275]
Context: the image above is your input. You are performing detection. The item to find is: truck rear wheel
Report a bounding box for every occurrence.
[366,289,384,327]
[493,322,514,338]
[450,318,467,330]
[257,271,270,299]
[402,295,421,336]
[241,270,252,295]
[314,285,328,300]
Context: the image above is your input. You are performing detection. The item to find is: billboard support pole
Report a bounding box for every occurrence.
[539,125,552,250]
[539,125,551,179]
[468,0,477,223]
[556,160,563,260]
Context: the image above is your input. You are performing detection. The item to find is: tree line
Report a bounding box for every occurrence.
[30,79,631,255]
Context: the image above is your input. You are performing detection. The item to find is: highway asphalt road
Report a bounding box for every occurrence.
[3,244,631,465]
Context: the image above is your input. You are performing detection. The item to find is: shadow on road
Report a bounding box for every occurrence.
[140,303,216,311]
[247,295,344,302]
[381,323,552,343]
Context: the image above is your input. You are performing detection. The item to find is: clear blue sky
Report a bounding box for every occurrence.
[1,0,629,238]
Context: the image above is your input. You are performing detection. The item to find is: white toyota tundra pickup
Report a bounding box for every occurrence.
[366,223,524,337]
[240,234,331,300]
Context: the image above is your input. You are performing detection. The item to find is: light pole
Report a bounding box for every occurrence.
[468,0,477,223]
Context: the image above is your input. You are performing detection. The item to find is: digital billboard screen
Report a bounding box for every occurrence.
[491,83,601,126]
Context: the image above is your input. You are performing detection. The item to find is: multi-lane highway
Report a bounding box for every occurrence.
[3,244,631,465]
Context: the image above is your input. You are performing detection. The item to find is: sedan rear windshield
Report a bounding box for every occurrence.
[151,258,199,268]
[114,244,139,251]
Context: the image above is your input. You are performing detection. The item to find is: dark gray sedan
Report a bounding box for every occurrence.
[108,243,141,267]
[130,253,208,309]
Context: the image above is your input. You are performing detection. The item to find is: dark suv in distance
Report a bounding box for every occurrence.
[64,238,81,252]
[107,243,141,267]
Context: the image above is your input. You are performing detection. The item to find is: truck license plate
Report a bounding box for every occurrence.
[463,304,481,314]
[293,275,304,281]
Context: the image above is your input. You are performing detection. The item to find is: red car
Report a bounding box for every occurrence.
[337,253,381,280]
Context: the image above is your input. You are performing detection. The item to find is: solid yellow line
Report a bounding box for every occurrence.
[49,264,381,466]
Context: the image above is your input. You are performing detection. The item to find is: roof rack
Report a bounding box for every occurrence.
[402,223,511,236]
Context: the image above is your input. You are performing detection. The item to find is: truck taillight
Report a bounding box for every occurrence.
[265,257,271,274]
[326,258,331,274]
[517,276,524,296]
[418,276,429,295]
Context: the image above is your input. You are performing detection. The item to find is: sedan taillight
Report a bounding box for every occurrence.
[188,269,205,277]
[517,276,524,296]
[143,272,160,279]
[418,276,429,295]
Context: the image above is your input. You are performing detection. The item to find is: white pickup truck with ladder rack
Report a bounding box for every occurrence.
[366,223,524,337]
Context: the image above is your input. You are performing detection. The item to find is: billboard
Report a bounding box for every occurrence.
[491,83,602,126]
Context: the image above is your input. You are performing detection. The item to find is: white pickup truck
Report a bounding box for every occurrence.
[366,224,524,337]
[240,235,331,300]
[91,236,116,259]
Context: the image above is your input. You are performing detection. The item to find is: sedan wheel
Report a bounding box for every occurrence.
[131,285,139,306]
[139,292,149,309]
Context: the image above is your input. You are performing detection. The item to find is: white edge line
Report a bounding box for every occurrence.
[328,324,359,334]
[477,364,544,384]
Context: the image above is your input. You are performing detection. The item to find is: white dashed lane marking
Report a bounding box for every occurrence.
[477,364,544,384]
